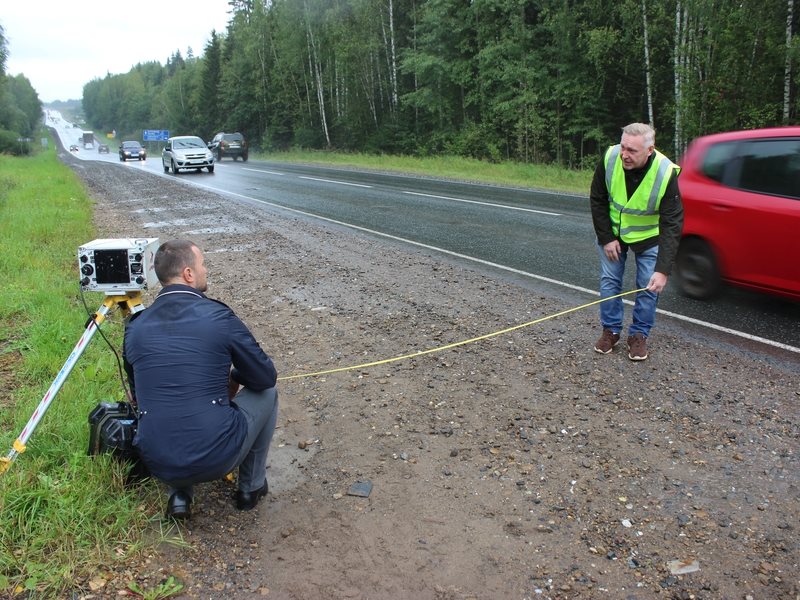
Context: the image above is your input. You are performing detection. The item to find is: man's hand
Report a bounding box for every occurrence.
[647,272,668,293]
[228,373,241,400]
[603,240,621,261]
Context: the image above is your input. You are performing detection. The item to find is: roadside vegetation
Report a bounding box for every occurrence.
[0,26,41,156]
[0,141,166,597]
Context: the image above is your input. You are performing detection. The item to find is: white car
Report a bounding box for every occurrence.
[162,135,215,174]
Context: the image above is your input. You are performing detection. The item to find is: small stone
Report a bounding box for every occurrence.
[660,576,678,588]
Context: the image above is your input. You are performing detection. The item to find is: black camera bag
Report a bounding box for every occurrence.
[88,401,149,481]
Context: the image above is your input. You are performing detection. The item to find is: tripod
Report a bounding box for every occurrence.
[0,292,145,475]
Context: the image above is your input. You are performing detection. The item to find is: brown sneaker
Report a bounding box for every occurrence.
[594,328,620,354]
[627,333,648,361]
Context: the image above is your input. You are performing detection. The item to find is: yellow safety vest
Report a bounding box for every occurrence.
[604,145,680,244]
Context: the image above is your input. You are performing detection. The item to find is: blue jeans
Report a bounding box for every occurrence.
[165,386,279,496]
[598,244,659,337]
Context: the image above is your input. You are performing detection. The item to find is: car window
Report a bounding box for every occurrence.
[701,141,738,182]
[174,138,205,149]
[223,134,243,141]
[737,139,800,199]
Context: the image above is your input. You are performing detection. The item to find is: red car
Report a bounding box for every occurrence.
[675,126,800,301]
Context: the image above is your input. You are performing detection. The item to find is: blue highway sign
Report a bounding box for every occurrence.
[143,129,169,141]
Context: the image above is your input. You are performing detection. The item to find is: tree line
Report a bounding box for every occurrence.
[82,0,797,166]
[0,25,43,155]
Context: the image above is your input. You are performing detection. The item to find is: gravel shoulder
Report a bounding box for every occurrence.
[66,154,799,600]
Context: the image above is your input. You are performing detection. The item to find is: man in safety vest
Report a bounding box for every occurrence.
[590,123,683,361]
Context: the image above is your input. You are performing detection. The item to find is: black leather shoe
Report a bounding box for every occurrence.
[166,490,192,519]
[235,482,268,511]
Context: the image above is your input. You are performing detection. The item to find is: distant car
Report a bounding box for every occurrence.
[69,144,79,152]
[162,135,215,174]
[119,140,146,161]
[98,144,110,154]
[676,126,800,301]
[208,132,248,161]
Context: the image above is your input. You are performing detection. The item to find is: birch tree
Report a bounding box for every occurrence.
[642,0,654,125]
[673,0,689,157]
[785,0,795,122]
[304,0,331,147]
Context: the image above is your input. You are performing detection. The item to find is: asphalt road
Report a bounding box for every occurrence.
[49,115,800,354]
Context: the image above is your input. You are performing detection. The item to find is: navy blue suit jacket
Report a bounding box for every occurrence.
[123,284,277,481]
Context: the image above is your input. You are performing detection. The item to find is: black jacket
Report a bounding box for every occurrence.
[589,150,684,275]
[123,284,277,482]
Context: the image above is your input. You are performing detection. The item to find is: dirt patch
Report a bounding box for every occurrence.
[66,157,799,600]
[0,346,24,411]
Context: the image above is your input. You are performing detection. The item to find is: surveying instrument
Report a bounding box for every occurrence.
[0,238,159,476]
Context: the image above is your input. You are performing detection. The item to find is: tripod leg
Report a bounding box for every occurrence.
[0,299,116,475]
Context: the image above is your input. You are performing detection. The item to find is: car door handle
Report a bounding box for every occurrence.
[709,203,735,212]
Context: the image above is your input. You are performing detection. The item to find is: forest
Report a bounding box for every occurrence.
[78,0,798,167]
[0,26,43,155]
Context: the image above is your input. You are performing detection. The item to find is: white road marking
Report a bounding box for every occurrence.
[403,191,561,216]
[243,167,286,176]
[299,176,372,188]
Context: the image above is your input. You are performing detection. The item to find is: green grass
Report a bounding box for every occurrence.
[258,150,594,195]
[0,140,163,598]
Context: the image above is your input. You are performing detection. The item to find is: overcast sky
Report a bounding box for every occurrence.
[2,2,232,103]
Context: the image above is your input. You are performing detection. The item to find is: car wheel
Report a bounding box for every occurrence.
[208,165,215,173]
[242,154,248,162]
[120,156,124,162]
[217,149,223,162]
[171,160,179,174]
[675,238,722,300]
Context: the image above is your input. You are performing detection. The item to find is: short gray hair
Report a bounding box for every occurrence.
[154,239,198,284]
[622,123,655,147]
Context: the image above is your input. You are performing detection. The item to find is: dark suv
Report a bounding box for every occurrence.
[208,132,248,161]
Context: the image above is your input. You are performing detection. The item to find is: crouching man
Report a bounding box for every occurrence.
[123,240,278,519]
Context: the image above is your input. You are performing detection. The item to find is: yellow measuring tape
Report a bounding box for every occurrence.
[278,288,645,381]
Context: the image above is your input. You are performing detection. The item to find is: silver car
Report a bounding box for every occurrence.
[162,135,215,174]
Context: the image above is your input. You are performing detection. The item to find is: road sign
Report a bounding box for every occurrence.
[143,130,169,141]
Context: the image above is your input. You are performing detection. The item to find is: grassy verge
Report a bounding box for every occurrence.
[0,141,162,597]
[258,150,594,195]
